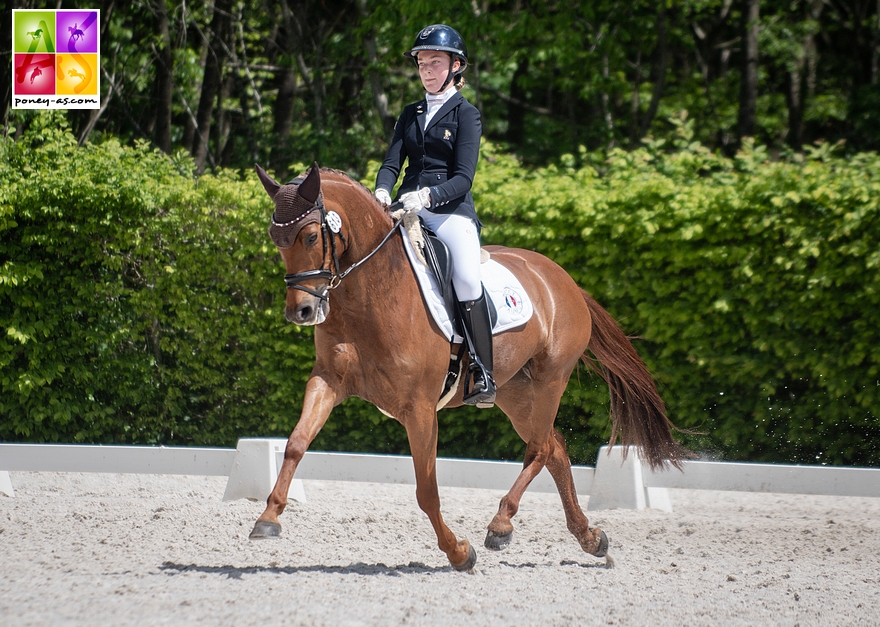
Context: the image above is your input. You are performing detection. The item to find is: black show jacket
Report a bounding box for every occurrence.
[376,91,482,225]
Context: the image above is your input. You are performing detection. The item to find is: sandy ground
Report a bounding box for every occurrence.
[1,471,878,627]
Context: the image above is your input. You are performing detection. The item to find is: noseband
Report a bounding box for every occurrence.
[273,181,403,301]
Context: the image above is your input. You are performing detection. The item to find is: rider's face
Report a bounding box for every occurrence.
[417,51,460,94]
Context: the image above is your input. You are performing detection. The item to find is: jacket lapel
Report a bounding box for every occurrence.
[415,100,427,136]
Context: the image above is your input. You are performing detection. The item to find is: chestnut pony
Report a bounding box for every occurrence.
[251,163,687,571]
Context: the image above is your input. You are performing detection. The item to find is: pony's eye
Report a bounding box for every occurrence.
[306,233,319,246]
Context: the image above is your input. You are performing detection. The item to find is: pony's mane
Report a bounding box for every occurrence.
[296,166,391,218]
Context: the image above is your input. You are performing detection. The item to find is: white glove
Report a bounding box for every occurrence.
[375,188,392,206]
[400,188,431,213]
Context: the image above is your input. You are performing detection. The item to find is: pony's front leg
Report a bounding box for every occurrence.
[249,375,337,539]
[407,417,477,571]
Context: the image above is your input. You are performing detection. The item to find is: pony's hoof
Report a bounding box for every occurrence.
[249,520,281,540]
[450,542,477,572]
[484,529,513,551]
[590,530,609,558]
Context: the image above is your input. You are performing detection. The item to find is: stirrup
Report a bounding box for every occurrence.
[463,365,496,408]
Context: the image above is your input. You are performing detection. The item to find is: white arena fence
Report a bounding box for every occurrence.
[1,439,879,511]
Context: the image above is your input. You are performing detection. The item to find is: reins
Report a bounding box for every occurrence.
[278,195,404,300]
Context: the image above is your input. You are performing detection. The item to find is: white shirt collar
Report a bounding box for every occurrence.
[425,87,457,106]
[424,88,457,128]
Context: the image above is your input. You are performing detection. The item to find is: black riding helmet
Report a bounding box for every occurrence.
[405,24,468,93]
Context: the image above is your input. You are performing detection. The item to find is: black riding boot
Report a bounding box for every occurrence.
[458,293,496,408]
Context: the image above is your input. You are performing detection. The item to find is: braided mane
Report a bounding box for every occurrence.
[305,167,392,217]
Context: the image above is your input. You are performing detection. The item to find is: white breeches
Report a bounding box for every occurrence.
[419,209,483,301]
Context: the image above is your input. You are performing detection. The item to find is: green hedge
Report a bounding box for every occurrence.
[1,114,312,446]
[474,136,880,466]
[2,114,879,465]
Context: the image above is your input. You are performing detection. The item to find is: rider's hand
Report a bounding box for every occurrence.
[375,188,392,206]
[400,188,431,213]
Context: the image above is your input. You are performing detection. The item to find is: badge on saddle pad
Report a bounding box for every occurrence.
[503,288,525,316]
[325,211,342,233]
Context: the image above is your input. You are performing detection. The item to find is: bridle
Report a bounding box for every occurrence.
[273,182,404,301]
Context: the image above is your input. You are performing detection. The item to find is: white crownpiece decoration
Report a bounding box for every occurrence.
[325,211,342,234]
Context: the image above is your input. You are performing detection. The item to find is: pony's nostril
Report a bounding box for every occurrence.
[296,305,313,323]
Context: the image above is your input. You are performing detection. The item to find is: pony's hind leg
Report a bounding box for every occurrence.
[544,429,608,557]
[486,374,567,551]
[484,437,553,550]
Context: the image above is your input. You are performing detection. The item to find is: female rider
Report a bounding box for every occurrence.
[375,24,495,408]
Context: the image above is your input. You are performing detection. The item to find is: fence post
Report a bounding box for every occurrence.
[587,446,672,512]
[222,438,305,503]
[0,471,14,498]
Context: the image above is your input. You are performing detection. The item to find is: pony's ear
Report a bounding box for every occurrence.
[255,164,281,199]
[298,162,321,204]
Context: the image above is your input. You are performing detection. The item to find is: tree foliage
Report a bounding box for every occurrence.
[4,0,880,172]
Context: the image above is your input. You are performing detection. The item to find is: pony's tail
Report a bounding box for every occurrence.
[580,290,691,471]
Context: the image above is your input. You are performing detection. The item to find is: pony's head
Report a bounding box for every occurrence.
[257,162,395,326]
[257,162,335,326]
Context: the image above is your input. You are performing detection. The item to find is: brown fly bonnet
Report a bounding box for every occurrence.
[258,162,323,250]
[256,161,404,300]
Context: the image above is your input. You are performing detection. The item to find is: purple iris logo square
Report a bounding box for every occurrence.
[55,11,98,54]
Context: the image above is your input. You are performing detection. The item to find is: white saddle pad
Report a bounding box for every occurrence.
[400,225,534,343]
